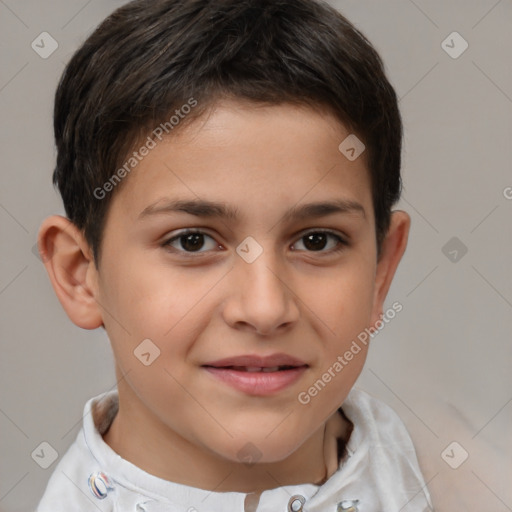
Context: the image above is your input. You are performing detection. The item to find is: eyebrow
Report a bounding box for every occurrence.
[138,198,366,222]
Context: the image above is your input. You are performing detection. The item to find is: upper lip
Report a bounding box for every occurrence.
[202,353,308,368]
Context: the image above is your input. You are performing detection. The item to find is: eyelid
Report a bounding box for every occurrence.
[297,227,348,242]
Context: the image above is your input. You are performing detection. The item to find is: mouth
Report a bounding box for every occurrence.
[202,354,309,395]
[208,365,301,373]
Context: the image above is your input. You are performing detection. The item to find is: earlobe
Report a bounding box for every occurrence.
[37,215,104,330]
[371,211,410,324]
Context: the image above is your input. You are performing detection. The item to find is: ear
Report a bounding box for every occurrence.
[37,215,103,329]
[370,210,410,325]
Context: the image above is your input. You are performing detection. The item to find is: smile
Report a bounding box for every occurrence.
[202,353,308,395]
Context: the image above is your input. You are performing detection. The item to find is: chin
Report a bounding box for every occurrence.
[212,434,303,466]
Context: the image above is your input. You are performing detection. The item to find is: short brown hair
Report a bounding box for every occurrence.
[53,0,402,264]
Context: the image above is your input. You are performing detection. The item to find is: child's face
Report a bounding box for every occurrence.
[62,100,407,472]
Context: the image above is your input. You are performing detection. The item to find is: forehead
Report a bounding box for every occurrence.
[109,100,372,223]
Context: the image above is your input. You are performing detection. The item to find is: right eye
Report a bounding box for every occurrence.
[161,229,221,254]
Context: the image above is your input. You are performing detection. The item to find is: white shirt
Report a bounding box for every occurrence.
[37,388,434,511]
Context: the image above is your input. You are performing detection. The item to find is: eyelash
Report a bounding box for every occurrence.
[161,229,348,256]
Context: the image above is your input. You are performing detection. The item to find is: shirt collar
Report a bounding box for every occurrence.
[82,390,357,511]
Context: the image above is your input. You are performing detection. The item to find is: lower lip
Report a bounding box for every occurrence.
[203,366,307,396]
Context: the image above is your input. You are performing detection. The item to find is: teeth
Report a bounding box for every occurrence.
[230,366,283,372]
[245,367,262,372]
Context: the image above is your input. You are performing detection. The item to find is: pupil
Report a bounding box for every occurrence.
[304,233,327,251]
[182,233,204,251]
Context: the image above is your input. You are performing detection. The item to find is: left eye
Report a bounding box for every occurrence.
[292,231,345,252]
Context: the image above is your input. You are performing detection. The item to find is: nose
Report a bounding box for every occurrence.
[222,248,300,336]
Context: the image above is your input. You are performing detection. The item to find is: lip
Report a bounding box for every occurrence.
[203,353,307,368]
[202,353,308,396]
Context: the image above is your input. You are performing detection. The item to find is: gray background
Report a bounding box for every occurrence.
[1,0,511,510]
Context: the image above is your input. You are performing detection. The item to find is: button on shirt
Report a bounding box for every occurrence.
[36,388,434,512]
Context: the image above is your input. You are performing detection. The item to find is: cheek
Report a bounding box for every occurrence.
[98,256,221,372]
[101,249,189,328]
[297,260,374,397]
[304,259,376,339]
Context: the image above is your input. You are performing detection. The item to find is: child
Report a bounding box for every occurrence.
[36,0,434,510]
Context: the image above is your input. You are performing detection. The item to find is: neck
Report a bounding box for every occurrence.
[102,387,330,492]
